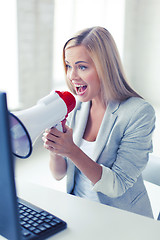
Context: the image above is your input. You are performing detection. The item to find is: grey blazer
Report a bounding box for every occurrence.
[66,97,156,218]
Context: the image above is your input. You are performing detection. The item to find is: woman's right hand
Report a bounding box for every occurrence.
[42,128,67,180]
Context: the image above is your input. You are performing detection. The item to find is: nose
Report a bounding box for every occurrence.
[68,68,79,82]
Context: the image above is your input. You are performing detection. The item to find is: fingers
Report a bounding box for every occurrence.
[45,125,72,137]
[43,132,57,143]
[42,125,73,155]
[42,127,62,150]
[43,143,53,151]
[47,127,62,137]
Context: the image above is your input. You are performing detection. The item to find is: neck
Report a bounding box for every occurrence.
[91,98,106,111]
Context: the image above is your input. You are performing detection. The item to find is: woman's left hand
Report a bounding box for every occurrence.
[43,125,75,157]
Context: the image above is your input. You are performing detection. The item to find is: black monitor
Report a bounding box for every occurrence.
[0,91,21,239]
[0,92,67,239]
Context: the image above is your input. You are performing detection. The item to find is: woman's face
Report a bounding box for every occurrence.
[65,45,101,103]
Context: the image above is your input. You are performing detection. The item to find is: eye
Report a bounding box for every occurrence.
[66,64,71,70]
[79,65,87,70]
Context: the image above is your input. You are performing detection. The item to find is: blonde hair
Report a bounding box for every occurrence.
[63,26,142,103]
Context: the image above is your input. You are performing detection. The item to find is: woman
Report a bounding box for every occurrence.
[42,26,155,218]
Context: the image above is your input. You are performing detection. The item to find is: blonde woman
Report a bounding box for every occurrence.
[43,27,155,218]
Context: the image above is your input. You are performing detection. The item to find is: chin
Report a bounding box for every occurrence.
[78,96,91,103]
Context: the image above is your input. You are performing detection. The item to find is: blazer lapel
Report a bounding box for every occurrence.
[73,101,90,147]
[72,100,120,161]
[93,101,120,161]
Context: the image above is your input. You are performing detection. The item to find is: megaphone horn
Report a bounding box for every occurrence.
[9,91,76,159]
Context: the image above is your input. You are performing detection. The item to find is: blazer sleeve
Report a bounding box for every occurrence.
[93,102,156,198]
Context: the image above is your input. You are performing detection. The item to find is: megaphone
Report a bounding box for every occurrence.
[9,90,76,159]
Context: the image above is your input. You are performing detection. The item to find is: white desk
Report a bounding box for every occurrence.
[13,180,160,240]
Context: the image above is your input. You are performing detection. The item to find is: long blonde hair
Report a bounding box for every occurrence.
[63,26,142,103]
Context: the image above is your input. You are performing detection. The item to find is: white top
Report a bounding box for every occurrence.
[73,138,119,200]
[73,138,100,202]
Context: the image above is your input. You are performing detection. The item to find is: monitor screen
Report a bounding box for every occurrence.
[0,91,21,239]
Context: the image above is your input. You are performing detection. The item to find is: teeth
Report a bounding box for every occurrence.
[73,83,87,94]
[74,84,84,87]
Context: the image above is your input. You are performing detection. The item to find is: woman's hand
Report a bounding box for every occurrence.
[42,126,74,180]
[42,125,75,158]
[43,125,102,184]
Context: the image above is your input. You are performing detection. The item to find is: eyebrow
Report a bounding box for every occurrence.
[65,60,88,64]
[75,61,88,64]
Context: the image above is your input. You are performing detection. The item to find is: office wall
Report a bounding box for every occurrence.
[17,0,54,108]
[16,0,160,108]
[0,0,18,109]
[123,0,160,106]
[52,0,125,90]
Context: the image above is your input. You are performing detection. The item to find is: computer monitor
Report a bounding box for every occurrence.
[0,91,67,240]
[0,91,21,239]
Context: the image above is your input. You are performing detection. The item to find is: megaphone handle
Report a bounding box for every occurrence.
[55,119,66,132]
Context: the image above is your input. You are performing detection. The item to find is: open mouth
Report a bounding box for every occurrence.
[75,84,87,95]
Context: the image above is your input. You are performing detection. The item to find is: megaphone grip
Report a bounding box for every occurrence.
[55,119,66,132]
[55,122,63,132]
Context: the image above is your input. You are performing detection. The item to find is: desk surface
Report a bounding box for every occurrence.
[11,180,160,240]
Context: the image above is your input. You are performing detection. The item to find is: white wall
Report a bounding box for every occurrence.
[52,0,125,89]
[2,1,160,110]
[0,0,18,109]
[17,0,54,108]
[123,0,160,106]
